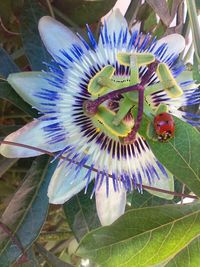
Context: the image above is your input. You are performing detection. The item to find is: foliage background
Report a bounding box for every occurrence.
[0,0,200,266]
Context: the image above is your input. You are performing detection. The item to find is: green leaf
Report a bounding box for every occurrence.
[128,190,174,208]
[0,47,37,118]
[0,155,57,267]
[144,117,200,198]
[0,81,38,117]
[20,0,51,71]
[77,202,200,267]
[52,0,117,26]
[0,156,18,177]
[0,48,19,78]
[35,243,73,267]
[0,125,22,140]
[143,8,157,33]
[63,183,100,241]
[128,179,188,208]
[0,1,13,25]
[164,236,200,267]
[125,0,142,24]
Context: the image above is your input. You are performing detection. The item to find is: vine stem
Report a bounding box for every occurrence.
[0,141,198,200]
[84,84,144,115]
[0,221,28,262]
[46,0,55,18]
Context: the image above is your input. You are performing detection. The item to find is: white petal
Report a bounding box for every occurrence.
[143,170,174,200]
[95,179,126,226]
[7,72,57,112]
[105,9,129,38]
[154,34,185,56]
[0,119,66,158]
[38,16,87,61]
[48,161,90,204]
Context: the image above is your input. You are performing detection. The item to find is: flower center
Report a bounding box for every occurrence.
[83,52,183,144]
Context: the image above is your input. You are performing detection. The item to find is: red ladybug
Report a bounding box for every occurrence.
[154,112,175,142]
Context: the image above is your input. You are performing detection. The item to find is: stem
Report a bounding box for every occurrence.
[181,184,186,204]
[84,84,144,115]
[0,141,198,200]
[141,61,158,86]
[46,0,55,18]
[123,88,144,144]
[0,221,28,261]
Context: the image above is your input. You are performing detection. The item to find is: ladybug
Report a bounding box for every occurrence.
[154,112,175,142]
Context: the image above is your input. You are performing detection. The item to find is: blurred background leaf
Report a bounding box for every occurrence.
[0,48,19,78]
[45,0,117,26]
[20,0,52,71]
[0,156,57,266]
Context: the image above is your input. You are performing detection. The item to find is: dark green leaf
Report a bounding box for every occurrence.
[0,125,22,140]
[0,156,18,177]
[0,82,38,117]
[128,190,172,208]
[137,3,153,22]
[63,183,100,241]
[35,243,73,267]
[0,155,57,267]
[20,0,51,70]
[0,48,19,78]
[0,1,13,25]
[128,179,186,208]
[125,0,142,24]
[52,0,117,26]
[77,202,200,267]
[165,236,200,266]
[144,117,200,198]
[143,8,157,33]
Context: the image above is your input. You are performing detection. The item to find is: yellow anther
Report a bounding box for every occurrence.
[93,106,131,137]
[88,65,115,96]
[156,63,183,98]
[117,52,155,67]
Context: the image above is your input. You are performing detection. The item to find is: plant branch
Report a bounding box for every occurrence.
[0,141,198,200]
[84,84,144,115]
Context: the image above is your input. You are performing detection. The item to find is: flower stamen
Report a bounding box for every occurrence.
[83,83,144,115]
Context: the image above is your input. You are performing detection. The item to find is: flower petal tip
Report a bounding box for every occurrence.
[47,193,65,205]
[107,8,127,26]
[95,181,126,226]
[0,141,15,158]
[157,33,185,56]
[38,16,54,30]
